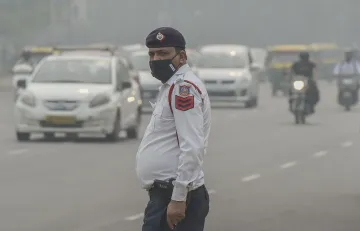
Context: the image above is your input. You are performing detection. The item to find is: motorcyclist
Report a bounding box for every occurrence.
[289,51,319,113]
[333,49,360,104]
[19,50,34,67]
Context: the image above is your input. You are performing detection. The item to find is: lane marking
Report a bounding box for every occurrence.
[341,141,353,147]
[207,189,216,194]
[124,213,144,221]
[7,149,28,155]
[241,174,260,182]
[280,161,297,169]
[313,150,328,158]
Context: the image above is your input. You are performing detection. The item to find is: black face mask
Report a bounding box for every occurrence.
[149,53,179,83]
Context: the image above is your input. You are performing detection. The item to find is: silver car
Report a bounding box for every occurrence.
[129,49,161,113]
[197,44,261,108]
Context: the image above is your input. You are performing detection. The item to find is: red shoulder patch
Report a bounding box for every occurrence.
[175,95,194,111]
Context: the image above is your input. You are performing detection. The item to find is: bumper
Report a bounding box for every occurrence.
[15,104,117,134]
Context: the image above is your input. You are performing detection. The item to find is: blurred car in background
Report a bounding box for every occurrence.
[250,47,267,82]
[197,44,260,108]
[14,46,142,142]
[122,44,147,53]
[128,48,161,113]
[12,46,57,88]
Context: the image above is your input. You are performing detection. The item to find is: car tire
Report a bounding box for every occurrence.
[126,107,141,139]
[105,112,120,142]
[16,132,30,141]
[245,97,258,108]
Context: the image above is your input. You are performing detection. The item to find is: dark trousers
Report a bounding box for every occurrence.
[142,184,210,231]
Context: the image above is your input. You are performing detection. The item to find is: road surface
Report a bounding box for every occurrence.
[0,82,360,231]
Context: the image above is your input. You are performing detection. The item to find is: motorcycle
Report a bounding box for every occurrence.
[337,75,359,111]
[289,75,310,124]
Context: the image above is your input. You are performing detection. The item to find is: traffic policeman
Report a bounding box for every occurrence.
[136,27,211,231]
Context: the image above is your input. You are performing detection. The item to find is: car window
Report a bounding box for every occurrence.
[130,53,150,71]
[32,59,112,84]
[116,60,130,85]
[197,53,247,68]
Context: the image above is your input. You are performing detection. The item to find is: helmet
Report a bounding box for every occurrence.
[21,50,31,60]
[299,51,309,61]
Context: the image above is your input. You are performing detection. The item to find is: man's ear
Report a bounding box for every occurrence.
[179,51,187,64]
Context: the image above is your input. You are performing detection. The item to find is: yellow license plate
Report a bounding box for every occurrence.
[45,116,76,124]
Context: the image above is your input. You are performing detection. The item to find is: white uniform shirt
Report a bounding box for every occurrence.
[333,60,360,75]
[136,64,211,201]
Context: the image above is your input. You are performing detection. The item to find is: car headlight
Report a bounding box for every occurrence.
[89,93,110,108]
[20,92,36,107]
[293,81,305,90]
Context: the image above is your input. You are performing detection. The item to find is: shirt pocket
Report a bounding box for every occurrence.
[153,102,174,132]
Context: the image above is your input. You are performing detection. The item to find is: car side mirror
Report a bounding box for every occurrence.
[17,79,27,89]
[121,81,132,90]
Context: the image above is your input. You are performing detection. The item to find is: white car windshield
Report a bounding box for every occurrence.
[197,53,246,68]
[130,53,150,71]
[32,59,112,84]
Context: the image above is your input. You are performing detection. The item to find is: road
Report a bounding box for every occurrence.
[1,82,360,231]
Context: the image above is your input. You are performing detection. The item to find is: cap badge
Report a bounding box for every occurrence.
[156,32,165,41]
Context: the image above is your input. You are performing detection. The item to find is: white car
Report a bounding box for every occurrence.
[250,47,268,82]
[14,49,142,142]
[197,44,261,108]
[129,49,161,113]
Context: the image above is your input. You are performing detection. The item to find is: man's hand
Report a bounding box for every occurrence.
[166,200,186,229]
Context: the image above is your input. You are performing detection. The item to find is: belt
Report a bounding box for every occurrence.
[147,179,204,203]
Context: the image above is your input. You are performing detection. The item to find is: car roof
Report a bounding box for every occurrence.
[130,49,148,56]
[199,44,248,53]
[267,44,310,52]
[44,55,113,62]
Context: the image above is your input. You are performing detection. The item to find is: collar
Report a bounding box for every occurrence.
[165,64,191,86]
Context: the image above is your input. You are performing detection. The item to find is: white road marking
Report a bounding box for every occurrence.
[313,150,328,158]
[241,174,260,182]
[7,149,28,155]
[280,161,297,169]
[123,188,217,222]
[341,141,353,147]
[124,213,144,221]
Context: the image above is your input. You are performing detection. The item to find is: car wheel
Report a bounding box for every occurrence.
[16,132,30,141]
[105,112,120,142]
[245,97,257,108]
[127,107,141,139]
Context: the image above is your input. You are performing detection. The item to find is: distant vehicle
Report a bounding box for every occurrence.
[129,49,161,113]
[197,44,261,108]
[122,44,147,52]
[12,46,57,88]
[14,46,142,142]
[309,43,342,82]
[266,44,311,96]
[250,47,267,82]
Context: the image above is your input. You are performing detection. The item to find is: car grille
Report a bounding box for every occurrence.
[204,80,217,84]
[43,100,79,111]
[207,91,237,97]
[221,80,235,84]
[40,120,83,128]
